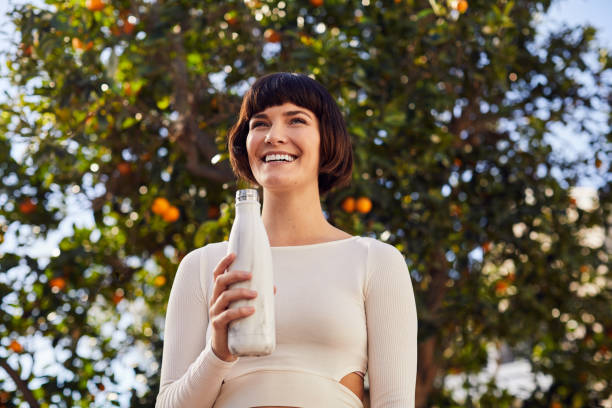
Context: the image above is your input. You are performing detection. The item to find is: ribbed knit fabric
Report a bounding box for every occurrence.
[156,236,418,408]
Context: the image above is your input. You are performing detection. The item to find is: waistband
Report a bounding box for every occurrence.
[213,369,364,408]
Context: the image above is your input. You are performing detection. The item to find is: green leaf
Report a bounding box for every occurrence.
[156,96,170,110]
[121,117,137,129]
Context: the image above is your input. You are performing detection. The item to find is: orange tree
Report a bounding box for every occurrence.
[0,0,610,406]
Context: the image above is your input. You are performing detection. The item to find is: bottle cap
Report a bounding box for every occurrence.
[236,189,259,203]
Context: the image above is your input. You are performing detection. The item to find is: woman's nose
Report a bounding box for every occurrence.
[264,124,286,144]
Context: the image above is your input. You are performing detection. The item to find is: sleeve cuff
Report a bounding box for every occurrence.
[201,340,239,370]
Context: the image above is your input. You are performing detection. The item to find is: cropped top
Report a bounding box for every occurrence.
[155,236,418,407]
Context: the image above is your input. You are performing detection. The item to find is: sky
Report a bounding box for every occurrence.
[0,0,611,406]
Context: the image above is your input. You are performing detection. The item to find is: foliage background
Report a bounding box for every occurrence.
[0,0,610,407]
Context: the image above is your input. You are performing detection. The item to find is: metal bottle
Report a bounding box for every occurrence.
[226,189,276,356]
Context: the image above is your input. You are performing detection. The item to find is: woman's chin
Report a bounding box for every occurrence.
[257,179,308,193]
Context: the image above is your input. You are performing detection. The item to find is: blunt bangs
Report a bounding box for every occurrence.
[244,73,327,125]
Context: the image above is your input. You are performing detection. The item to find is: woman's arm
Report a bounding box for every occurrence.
[155,248,237,408]
[365,241,418,407]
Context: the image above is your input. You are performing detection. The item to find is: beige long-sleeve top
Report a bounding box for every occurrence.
[156,236,418,407]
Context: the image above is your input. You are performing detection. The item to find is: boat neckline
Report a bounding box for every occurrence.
[269,235,359,249]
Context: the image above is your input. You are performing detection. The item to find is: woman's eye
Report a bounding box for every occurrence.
[251,118,306,128]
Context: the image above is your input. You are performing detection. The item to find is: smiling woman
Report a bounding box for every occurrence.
[229,73,353,197]
[155,73,418,408]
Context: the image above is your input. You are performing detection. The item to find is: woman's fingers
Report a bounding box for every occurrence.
[210,287,257,316]
[213,252,236,280]
[211,306,255,330]
[210,270,252,307]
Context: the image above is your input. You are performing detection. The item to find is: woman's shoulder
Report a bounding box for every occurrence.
[175,241,229,300]
[181,241,229,262]
[359,237,410,289]
[178,242,229,278]
[358,236,405,258]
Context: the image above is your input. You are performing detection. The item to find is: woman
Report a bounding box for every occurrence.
[156,72,418,407]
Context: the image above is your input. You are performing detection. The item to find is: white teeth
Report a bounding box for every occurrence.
[265,154,295,162]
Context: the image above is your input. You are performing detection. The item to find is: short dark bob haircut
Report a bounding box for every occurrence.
[227,72,353,196]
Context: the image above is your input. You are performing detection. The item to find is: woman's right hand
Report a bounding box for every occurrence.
[208,252,257,362]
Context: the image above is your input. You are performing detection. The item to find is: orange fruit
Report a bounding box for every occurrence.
[550,402,562,408]
[117,162,131,175]
[122,19,135,35]
[72,38,93,51]
[19,43,33,56]
[113,289,124,305]
[245,0,263,8]
[9,340,23,353]
[19,198,36,214]
[86,0,105,11]
[0,391,10,402]
[309,0,324,6]
[224,11,239,25]
[299,33,314,46]
[154,275,167,286]
[208,205,220,219]
[457,0,468,13]
[162,206,180,222]
[264,28,281,43]
[341,197,355,213]
[50,277,66,291]
[152,197,170,215]
[450,203,461,217]
[453,158,462,167]
[356,197,372,214]
[495,280,508,293]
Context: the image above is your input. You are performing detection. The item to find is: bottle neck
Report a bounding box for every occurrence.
[235,201,261,213]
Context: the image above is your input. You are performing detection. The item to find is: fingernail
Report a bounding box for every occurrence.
[241,306,254,313]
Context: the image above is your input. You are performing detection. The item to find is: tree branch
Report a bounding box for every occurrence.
[416,337,441,408]
[168,31,235,184]
[0,356,40,408]
[416,247,450,408]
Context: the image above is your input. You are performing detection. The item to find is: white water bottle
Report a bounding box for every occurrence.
[226,189,276,356]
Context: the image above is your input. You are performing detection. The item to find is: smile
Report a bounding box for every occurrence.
[263,153,297,163]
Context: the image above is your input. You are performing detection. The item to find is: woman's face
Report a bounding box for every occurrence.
[246,102,320,194]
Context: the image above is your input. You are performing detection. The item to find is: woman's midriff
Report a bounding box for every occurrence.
[215,370,364,407]
[253,372,364,407]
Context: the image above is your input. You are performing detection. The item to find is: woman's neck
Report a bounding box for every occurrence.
[260,184,340,246]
